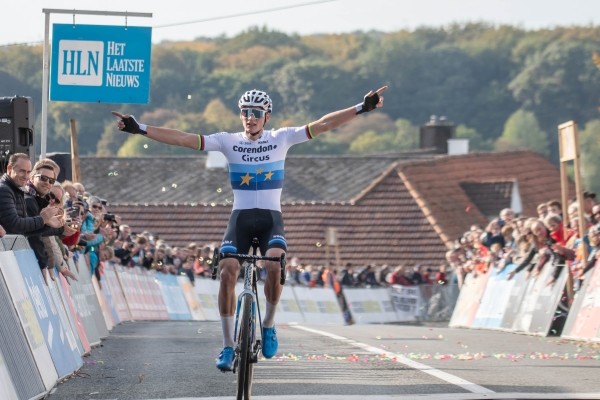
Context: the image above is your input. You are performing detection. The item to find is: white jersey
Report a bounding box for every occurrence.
[201,126,312,211]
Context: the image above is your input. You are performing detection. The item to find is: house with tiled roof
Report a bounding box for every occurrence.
[79,150,565,268]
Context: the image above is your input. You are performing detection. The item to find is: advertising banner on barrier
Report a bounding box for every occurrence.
[253,281,305,324]
[292,286,344,325]
[389,285,423,322]
[118,266,146,320]
[177,276,206,321]
[103,264,131,322]
[45,270,84,364]
[194,278,221,321]
[70,256,108,345]
[92,275,114,331]
[345,288,398,324]
[449,271,490,328]
[50,24,152,103]
[511,264,567,336]
[0,349,18,400]
[141,270,169,320]
[13,249,82,379]
[0,253,50,397]
[57,272,91,354]
[472,264,518,329]
[154,273,192,320]
[562,260,600,341]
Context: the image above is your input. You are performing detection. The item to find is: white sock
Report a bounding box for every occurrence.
[221,316,235,348]
[263,302,277,328]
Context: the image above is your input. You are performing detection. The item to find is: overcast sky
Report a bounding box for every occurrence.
[2,0,599,46]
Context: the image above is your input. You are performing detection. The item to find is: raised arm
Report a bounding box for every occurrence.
[308,86,388,138]
[111,111,200,150]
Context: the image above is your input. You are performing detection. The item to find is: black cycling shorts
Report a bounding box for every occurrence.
[220,208,287,256]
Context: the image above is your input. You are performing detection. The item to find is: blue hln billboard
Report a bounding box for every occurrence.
[50,24,152,104]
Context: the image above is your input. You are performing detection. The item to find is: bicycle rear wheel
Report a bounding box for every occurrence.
[237,293,254,400]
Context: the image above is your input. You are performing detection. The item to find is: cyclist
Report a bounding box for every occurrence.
[112,85,387,371]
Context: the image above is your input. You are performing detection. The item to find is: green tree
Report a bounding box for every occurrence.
[455,124,492,151]
[349,130,396,154]
[394,119,419,150]
[508,36,600,160]
[495,109,549,156]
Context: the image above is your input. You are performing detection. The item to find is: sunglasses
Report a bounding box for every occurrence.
[35,174,56,184]
[46,192,61,202]
[91,204,103,210]
[241,108,267,119]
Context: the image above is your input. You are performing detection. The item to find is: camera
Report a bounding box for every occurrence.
[67,207,80,219]
[104,213,116,222]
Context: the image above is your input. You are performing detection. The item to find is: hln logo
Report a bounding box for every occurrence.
[57,40,104,86]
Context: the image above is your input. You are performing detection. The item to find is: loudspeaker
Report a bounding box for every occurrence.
[46,152,72,182]
[0,96,34,174]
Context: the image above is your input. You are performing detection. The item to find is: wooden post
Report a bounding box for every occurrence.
[558,121,587,305]
[70,119,81,183]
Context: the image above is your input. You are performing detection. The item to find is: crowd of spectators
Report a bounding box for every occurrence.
[3,153,597,298]
[445,193,600,295]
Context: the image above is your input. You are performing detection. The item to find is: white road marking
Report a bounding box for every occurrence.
[290,324,495,395]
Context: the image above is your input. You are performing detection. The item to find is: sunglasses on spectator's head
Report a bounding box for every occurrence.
[35,174,56,184]
[46,191,60,202]
[240,108,266,119]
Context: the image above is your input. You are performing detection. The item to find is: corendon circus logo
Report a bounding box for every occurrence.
[233,144,277,162]
[57,40,145,88]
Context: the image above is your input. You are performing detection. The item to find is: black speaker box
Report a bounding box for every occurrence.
[0,96,34,173]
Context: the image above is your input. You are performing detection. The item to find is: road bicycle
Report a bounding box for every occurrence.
[211,238,286,400]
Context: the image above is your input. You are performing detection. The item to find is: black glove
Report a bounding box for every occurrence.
[121,115,147,135]
[356,92,380,115]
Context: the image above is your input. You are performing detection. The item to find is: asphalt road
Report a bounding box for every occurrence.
[46,321,600,400]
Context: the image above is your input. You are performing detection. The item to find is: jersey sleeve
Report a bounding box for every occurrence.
[199,132,228,151]
[272,126,312,148]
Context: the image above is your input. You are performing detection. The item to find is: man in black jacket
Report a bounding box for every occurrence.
[24,158,76,281]
[0,154,63,281]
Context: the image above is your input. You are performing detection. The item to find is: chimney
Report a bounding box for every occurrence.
[419,115,455,154]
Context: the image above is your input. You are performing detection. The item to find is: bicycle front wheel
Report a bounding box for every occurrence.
[237,293,254,400]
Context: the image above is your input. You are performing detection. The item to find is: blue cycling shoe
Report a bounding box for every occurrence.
[262,326,278,358]
[216,346,235,371]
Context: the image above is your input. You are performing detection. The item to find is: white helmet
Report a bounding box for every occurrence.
[238,89,272,113]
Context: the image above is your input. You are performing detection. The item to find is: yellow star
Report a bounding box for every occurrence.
[240,172,254,186]
[256,168,264,174]
[264,171,274,180]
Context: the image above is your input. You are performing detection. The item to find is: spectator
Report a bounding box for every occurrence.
[482,218,505,249]
[299,265,312,286]
[544,213,568,246]
[501,224,516,250]
[80,196,107,280]
[41,183,77,283]
[23,159,74,283]
[537,203,549,220]
[592,204,600,225]
[499,208,515,225]
[339,263,356,287]
[117,224,133,243]
[0,223,5,237]
[547,200,562,218]
[0,153,63,236]
[389,265,413,286]
[435,264,448,285]
[377,264,391,287]
[583,191,597,224]
[114,240,135,266]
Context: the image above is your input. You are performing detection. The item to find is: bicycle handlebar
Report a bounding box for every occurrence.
[220,252,282,262]
[210,249,287,285]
